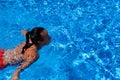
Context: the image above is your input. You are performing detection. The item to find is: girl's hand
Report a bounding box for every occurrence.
[21,30,28,36]
[11,76,18,80]
[11,70,20,80]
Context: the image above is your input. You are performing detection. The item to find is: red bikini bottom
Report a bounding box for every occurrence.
[0,50,5,69]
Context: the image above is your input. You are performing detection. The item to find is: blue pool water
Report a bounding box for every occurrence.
[0,0,120,80]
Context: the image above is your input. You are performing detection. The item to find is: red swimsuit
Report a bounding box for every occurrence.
[0,50,5,69]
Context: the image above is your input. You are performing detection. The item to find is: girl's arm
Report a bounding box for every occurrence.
[11,52,38,80]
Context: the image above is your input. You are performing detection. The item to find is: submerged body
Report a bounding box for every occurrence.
[2,42,38,66]
[3,42,25,66]
[0,27,51,80]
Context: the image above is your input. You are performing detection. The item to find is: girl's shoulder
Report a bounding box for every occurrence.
[23,47,39,61]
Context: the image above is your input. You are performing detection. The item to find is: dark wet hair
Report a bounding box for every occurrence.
[21,27,44,54]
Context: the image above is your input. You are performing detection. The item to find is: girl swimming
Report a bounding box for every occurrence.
[0,27,51,80]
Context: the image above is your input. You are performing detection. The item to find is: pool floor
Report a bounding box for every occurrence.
[0,0,120,80]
